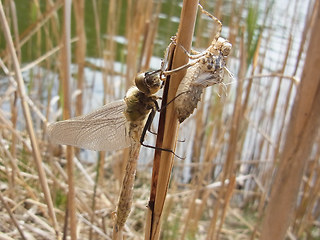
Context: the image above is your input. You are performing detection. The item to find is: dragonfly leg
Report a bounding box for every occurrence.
[148,128,158,136]
[140,108,185,160]
[158,90,190,113]
[141,141,184,160]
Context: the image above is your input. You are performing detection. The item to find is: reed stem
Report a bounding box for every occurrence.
[0,1,60,238]
[61,1,76,239]
[145,1,199,239]
[260,3,320,239]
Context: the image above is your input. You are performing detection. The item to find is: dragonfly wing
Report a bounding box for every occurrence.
[47,100,131,151]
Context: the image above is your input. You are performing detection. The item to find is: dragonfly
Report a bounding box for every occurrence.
[48,70,165,152]
[47,69,176,233]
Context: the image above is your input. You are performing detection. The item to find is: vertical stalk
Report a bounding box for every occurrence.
[9,0,19,193]
[61,1,76,239]
[260,2,320,240]
[145,1,199,239]
[139,0,161,71]
[92,0,102,58]
[125,0,152,89]
[0,1,60,238]
[73,0,86,117]
[207,26,246,240]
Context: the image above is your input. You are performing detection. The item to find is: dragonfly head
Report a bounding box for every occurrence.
[135,70,161,95]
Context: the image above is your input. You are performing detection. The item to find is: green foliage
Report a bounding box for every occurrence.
[54,188,67,209]
[161,210,182,240]
[246,2,261,67]
[30,2,38,22]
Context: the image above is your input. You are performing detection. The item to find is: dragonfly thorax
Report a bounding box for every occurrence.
[124,86,158,123]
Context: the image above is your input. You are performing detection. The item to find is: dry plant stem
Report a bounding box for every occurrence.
[113,141,141,240]
[61,1,77,239]
[128,0,155,81]
[292,0,315,76]
[91,3,120,237]
[92,0,102,58]
[73,0,86,117]
[241,34,262,114]
[125,0,145,88]
[95,6,119,233]
[0,2,60,238]
[145,1,199,239]
[294,159,320,237]
[74,0,89,234]
[260,3,320,240]
[9,0,20,61]
[216,176,236,239]
[10,92,18,190]
[18,0,64,49]
[140,1,161,70]
[144,42,176,240]
[207,27,246,240]
[103,0,118,100]
[0,191,27,240]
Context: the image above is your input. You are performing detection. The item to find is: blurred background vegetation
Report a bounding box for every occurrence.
[0,0,319,239]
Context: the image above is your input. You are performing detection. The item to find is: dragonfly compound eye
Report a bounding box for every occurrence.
[135,71,161,95]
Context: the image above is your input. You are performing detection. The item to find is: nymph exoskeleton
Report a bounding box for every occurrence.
[164,4,232,123]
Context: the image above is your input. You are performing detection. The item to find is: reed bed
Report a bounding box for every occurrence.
[0,0,319,239]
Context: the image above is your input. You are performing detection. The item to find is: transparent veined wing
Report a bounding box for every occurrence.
[47,100,131,151]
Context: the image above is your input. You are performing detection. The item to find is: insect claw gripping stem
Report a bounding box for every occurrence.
[141,142,185,160]
[139,106,185,160]
[158,91,190,113]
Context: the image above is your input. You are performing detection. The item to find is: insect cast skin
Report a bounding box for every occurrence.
[174,37,232,123]
[161,4,232,123]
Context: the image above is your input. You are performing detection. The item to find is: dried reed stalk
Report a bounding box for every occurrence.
[260,2,320,239]
[145,1,199,239]
[61,1,76,239]
[206,26,246,240]
[92,0,102,59]
[0,1,60,238]
[73,0,86,117]
[9,0,20,61]
[18,0,64,49]
[92,7,120,236]
[125,0,153,88]
[0,190,27,240]
[103,0,119,100]
[139,1,161,71]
